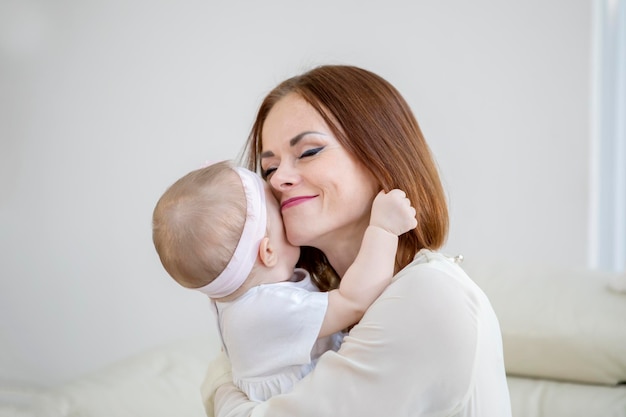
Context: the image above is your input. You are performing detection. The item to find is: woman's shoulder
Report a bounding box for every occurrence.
[395,249,468,283]
[388,249,489,310]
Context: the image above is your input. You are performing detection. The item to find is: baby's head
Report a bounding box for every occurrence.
[152,161,298,299]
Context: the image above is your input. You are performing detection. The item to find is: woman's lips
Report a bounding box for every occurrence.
[281,196,317,210]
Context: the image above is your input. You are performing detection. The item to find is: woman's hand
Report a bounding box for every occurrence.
[201,350,234,417]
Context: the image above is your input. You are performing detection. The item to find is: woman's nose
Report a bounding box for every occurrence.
[269,163,299,191]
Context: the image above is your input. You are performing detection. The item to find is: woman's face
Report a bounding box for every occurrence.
[259,93,379,251]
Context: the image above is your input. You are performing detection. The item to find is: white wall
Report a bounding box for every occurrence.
[0,0,592,386]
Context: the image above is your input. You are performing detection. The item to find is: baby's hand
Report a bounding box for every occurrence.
[370,189,418,236]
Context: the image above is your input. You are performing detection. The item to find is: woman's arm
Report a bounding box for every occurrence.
[201,351,233,417]
[204,261,494,417]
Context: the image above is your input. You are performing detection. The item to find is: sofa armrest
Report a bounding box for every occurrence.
[464,259,626,385]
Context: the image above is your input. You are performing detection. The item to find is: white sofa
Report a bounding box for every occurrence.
[462,257,626,417]
[7,259,626,417]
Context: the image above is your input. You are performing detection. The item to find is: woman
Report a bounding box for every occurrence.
[202,65,512,416]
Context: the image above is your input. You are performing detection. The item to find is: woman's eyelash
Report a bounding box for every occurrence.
[262,167,276,178]
[300,147,324,158]
[262,147,324,177]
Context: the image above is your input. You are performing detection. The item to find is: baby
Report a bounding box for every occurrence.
[152,160,416,401]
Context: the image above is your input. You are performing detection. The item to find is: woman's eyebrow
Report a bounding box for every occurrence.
[289,131,324,146]
[260,131,326,159]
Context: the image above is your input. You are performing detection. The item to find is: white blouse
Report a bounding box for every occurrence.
[205,250,512,417]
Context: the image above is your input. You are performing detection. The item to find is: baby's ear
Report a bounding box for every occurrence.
[258,237,277,267]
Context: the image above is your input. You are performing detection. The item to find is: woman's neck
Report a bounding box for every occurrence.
[318,222,368,278]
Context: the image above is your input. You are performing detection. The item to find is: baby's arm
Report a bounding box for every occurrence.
[319,189,417,337]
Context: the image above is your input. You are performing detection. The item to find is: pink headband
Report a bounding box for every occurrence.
[195,167,267,298]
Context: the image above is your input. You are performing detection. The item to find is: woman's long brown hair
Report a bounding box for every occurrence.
[241,65,449,291]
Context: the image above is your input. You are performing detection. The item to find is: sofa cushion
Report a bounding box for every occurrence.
[463,258,626,385]
[507,376,626,417]
[31,335,217,417]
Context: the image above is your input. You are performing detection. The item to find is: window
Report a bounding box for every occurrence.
[590,0,626,272]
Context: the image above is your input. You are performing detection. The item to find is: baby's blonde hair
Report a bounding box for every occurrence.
[152,161,246,289]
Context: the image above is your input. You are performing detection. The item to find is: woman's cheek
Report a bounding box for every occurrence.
[283,218,311,247]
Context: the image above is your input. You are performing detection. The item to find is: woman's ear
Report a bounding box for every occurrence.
[258,237,278,267]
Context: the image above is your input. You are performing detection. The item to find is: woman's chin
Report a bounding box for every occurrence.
[286,235,307,248]
[286,229,316,248]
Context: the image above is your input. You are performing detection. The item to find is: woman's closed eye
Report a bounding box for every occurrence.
[262,147,325,178]
[262,166,276,179]
[299,147,324,158]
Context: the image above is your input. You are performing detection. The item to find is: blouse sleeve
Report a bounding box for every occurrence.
[205,263,486,417]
